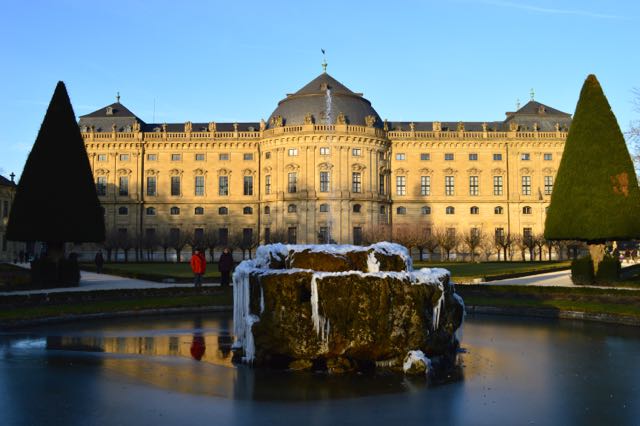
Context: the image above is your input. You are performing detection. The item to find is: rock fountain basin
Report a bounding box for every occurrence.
[232,243,465,375]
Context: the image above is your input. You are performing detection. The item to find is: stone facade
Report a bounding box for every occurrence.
[79,72,570,257]
[0,175,25,262]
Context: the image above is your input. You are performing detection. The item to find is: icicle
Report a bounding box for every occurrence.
[260,285,265,314]
[453,292,466,342]
[432,282,445,330]
[310,274,321,334]
[242,314,260,363]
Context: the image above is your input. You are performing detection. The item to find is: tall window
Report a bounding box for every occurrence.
[264,206,270,214]
[171,176,181,196]
[218,228,229,246]
[420,176,431,196]
[195,176,205,196]
[288,173,297,193]
[265,175,271,194]
[469,176,479,196]
[353,227,363,245]
[244,176,254,196]
[522,176,531,195]
[495,228,505,240]
[445,176,455,196]
[96,177,107,196]
[219,176,229,196]
[379,174,385,194]
[194,227,205,242]
[523,227,533,240]
[318,227,329,244]
[544,176,553,195]
[264,227,271,243]
[119,176,129,196]
[146,176,157,196]
[287,227,297,244]
[320,171,330,192]
[243,228,253,246]
[396,176,406,195]
[493,176,503,195]
[352,172,362,193]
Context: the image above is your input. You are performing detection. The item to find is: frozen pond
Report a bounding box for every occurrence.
[1,313,639,425]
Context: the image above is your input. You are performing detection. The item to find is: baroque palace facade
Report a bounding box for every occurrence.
[79,71,571,252]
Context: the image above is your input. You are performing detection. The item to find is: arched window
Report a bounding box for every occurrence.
[287,204,297,213]
[145,207,156,216]
[353,204,361,213]
[319,203,329,213]
[118,206,128,215]
[218,207,228,215]
[264,206,270,215]
[194,207,204,215]
[522,206,532,215]
[494,206,504,215]
[470,206,479,215]
[421,206,431,215]
[397,206,407,215]
[243,206,253,215]
[170,206,180,215]
[446,206,455,215]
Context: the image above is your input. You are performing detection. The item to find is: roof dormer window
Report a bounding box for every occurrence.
[106,106,114,116]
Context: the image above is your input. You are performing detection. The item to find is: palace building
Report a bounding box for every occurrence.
[79,70,571,255]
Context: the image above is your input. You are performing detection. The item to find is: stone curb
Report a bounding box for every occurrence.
[466,305,640,327]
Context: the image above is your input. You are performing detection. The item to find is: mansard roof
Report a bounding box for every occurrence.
[80,102,141,119]
[0,175,15,187]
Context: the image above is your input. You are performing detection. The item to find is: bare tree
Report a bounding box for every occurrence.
[512,234,527,261]
[533,234,546,261]
[462,228,485,262]
[266,226,288,244]
[116,230,134,263]
[361,224,391,245]
[240,228,260,259]
[522,234,537,261]
[435,227,460,261]
[142,230,159,261]
[228,229,245,259]
[415,227,438,261]
[393,225,418,259]
[205,228,221,263]
[169,228,190,263]
[480,237,495,261]
[544,239,557,261]
[495,232,513,261]
[102,228,119,262]
[156,228,172,262]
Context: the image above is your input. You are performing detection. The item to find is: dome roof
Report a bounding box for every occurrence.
[267,73,382,128]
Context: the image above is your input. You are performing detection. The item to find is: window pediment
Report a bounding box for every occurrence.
[193,168,206,176]
[352,163,366,172]
[467,167,482,175]
[542,167,556,174]
[394,168,409,175]
[492,167,506,175]
[117,168,132,176]
[318,162,334,171]
[242,168,256,176]
[520,167,534,175]
[217,168,232,176]
[169,168,183,176]
[418,168,433,175]
[95,168,110,176]
[145,168,160,176]
[442,167,458,175]
[285,163,300,172]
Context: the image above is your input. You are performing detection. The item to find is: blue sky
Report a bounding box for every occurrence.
[1,0,639,179]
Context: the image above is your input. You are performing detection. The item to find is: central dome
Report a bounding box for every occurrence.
[267,73,382,128]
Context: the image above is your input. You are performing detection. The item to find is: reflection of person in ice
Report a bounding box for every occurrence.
[190,318,206,361]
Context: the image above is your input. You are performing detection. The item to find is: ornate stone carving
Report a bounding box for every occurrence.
[509,121,519,131]
[242,168,256,176]
[132,121,140,132]
[233,122,239,132]
[208,122,217,132]
[117,168,132,176]
[542,167,556,174]
[285,163,300,172]
[318,162,334,171]
[352,163,367,172]
[457,121,465,132]
[304,113,314,125]
[184,121,192,133]
[365,115,376,128]
[336,112,346,125]
[491,167,506,175]
[262,166,273,174]
[145,169,160,176]
[193,168,206,175]
[409,122,415,132]
[432,121,441,132]
[482,122,488,132]
[270,115,283,127]
[383,119,389,131]
[418,168,433,175]
[169,168,183,176]
[260,119,266,131]
[394,168,409,175]
[467,167,482,175]
[442,167,458,175]
[95,168,110,176]
[217,168,232,176]
[520,167,534,175]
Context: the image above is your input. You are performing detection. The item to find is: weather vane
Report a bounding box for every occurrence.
[530,88,535,101]
[321,49,327,73]
[116,92,121,103]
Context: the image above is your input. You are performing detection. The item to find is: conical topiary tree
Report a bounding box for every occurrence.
[545,74,640,275]
[7,81,105,265]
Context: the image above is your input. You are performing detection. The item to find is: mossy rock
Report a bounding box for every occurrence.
[288,250,354,272]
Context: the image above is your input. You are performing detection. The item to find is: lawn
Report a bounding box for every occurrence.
[81,262,223,282]
[413,261,571,282]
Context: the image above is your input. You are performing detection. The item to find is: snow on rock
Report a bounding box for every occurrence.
[367,251,380,272]
[403,350,432,376]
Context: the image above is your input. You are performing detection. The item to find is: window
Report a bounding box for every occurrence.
[470,206,480,215]
[96,177,107,196]
[194,228,205,243]
[544,153,553,161]
[243,206,253,215]
[264,206,270,215]
[171,154,181,161]
[118,206,128,215]
[397,206,407,215]
[353,204,361,213]
[219,153,229,161]
[218,207,228,215]
[98,154,107,162]
[171,176,181,196]
[379,151,385,161]
[379,174,385,194]
[219,176,229,196]
[420,176,431,196]
[494,206,504,214]
[146,176,157,196]
[244,176,254,196]
[287,227,297,244]
[353,148,362,157]
[469,153,478,161]
[420,153,430,161]
[446,228,456,238]
[195,176,205,196]
[395,153,405,160]
[320,147,330,155]
[218,228,229,246]
[288,148,298,156]
[544,176,553,195]
[380,205,386,214]
[495,228,505,241]
[446,206,455,215]
[445,176,455,196]
[445,153,454,161]
[170,206,180,215]
[120,154,129,161]
[318,227,329,244]
[288,204,297,213]
[469,176,479,196]
[493,176,503,196]
[319,203,329,213]
[352,172,362,193]
[471,227,481,238]
[521,153,530,161]
[522,176,531,195]
[320,171,330,192]
[493,153,502,161]
[264,227,271,243]
[194,207,204,215]
[244,153,254,161]
[288,173,297,193]
[242,228,253,246]
[146,207,156,216]
[396,176,406,196]
[2,200,9,218]
[353,227,363,245]
[195,153,205,161]
[265,152,271,159]
[421,206,431,215]
[523,227,533,240]
[522,206,532,215]
[119,176,129,196]
[265,175,271,194]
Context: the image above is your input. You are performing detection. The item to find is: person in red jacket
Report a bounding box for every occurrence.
[190,248,206,288]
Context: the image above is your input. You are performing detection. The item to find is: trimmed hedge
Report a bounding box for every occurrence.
[595,255,621,283]
[571,256,594,285]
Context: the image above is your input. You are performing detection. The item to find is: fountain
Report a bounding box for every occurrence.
[232,243,464,375]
